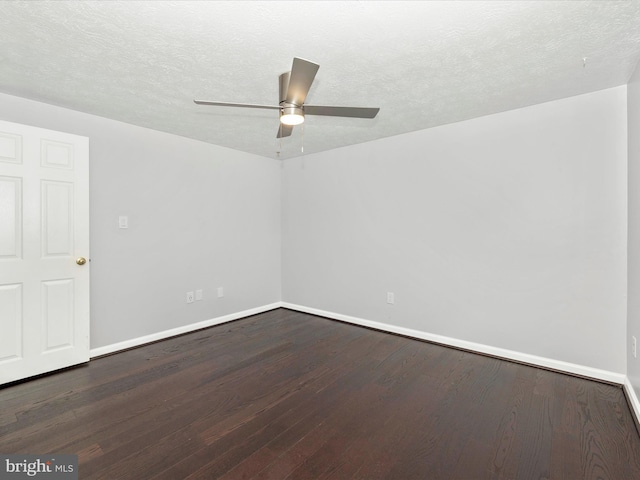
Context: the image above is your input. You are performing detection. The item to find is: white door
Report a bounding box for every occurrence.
[0,120,90,385]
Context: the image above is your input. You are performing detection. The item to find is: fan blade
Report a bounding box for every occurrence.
[285,58,319,106]
[277,124,293,138]
[304,105,380,119]
[194,100,280,110]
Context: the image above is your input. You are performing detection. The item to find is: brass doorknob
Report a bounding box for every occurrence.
[76,257,87,265]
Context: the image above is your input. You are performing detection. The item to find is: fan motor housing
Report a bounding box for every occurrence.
[279,71,291,105]
[281,105,304,117]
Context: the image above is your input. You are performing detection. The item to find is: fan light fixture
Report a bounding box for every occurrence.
[280,106,304,126]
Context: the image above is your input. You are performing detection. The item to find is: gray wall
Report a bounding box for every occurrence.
[0,92,282,349]
[282,86,627,373]
[0,86,630,376]
[629,64,640,395]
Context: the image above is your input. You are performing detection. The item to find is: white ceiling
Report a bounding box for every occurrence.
[1,1,640,160]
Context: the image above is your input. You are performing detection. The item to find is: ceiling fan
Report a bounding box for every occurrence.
[194,57,380,138]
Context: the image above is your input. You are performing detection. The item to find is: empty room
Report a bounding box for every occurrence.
[2,1,640,478]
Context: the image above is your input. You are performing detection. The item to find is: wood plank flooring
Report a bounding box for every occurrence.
[1,308,640,479]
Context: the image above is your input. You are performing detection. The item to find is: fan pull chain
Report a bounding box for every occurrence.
[275,123,282,157]
[301,123,304,153]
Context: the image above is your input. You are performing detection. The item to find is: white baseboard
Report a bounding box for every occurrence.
[92,300,626,385]
[281,302,626,385]
[88,300,640,425]
[90,302,282,358]
[625,378,640,426]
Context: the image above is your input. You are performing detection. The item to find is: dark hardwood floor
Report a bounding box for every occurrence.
[1,308,640,479]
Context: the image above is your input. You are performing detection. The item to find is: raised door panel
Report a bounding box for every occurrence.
[42,279,74,353]
[41,181,74,257]
[0,176,22,259]
[41,139,73,170]
[0,132,22,164]
[0,283,22,364]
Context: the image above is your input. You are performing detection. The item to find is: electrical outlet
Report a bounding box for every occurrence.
[195,289,203,301]
[387,292,395,305]
[186,291,194,304]
[217,287,224,298]
[633,336,637,359]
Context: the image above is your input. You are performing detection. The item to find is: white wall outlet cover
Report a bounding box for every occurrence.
[118,216,128,229]
[217,287,224,298]
[196,289,203,301]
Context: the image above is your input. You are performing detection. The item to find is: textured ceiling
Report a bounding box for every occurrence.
[1,1,640,160]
